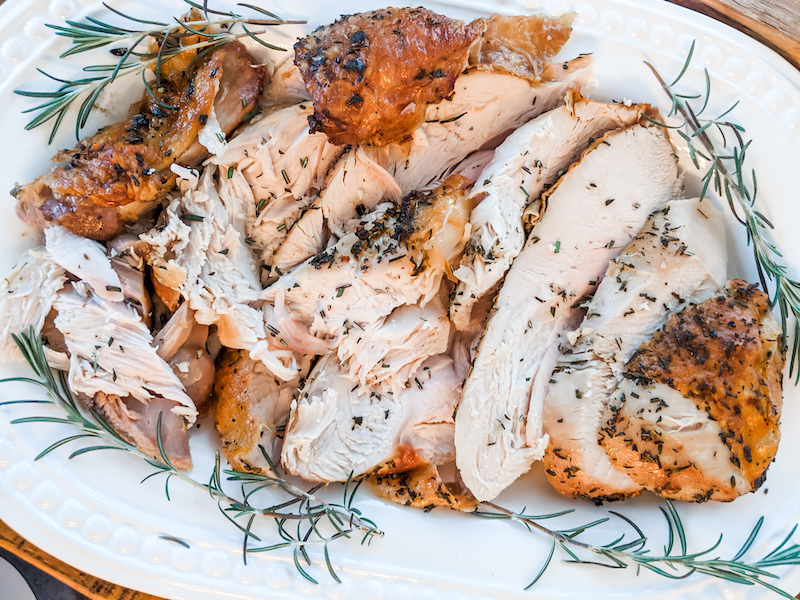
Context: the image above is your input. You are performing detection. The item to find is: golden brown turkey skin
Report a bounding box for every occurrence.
[294,7,483,146]
[601,280,784,502]
[294,9,574,147]
[15,40,266,240]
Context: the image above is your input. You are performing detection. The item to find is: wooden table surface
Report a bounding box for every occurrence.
[0,0,799,599]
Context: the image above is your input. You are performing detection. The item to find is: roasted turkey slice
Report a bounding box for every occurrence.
[281,354,461,482]
[263,174,471,346]
[450,93,648,330]
[542,198,727,501]
[600,280,783,502]
[294,8,572,147]
[214,349,312,474]
[455,122,681,502]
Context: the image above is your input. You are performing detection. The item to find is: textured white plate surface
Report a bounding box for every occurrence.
[1,0,800,599]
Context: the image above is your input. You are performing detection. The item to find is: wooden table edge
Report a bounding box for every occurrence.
[0,519,163,600]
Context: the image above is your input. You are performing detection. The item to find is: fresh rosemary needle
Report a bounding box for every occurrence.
[478,501,800,598]
[15,0,304,143]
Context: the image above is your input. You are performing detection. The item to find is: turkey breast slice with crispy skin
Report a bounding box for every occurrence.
[455,122,682,502]
[600,280,783,502]
[262,175,471,347]
[214,349,313,475]
[281,353,461,482]
[272,56,597,274]
[542,198,727,501]
[450,93,648,331]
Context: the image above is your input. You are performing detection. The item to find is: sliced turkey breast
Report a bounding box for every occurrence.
[273,56,597,273]
[54,288,196,469]
[450,93,647,330]
[542,198,726,501]
[600,280,783,502]
[0,247,66,362]
[455,122,682,501]
[209,103,342,268]
[296,9,574,147]
[44,226,123,302]
[337,296,451,395]
[271,144,402,275]
[262,175,470,347]
[281,354,461,482]
[214,349,313,474]
[141,167,298,380]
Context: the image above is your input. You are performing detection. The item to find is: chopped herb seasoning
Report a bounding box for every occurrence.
[181,214,204,222]
[554,240,561,253]
[227,166,234,179]
[281,169,290,185]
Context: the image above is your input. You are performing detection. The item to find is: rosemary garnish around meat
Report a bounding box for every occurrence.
[15,0,304,143]
[0,329,381,584]
[643,41,800,383]
[477,501,800,598]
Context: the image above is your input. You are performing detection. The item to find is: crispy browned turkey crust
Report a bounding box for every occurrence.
[294,9,574,147]
[213,349,262,473]
[294,7,483,146]
[601,280,784,502]
[15,39,266,240]
[370,464,478,511]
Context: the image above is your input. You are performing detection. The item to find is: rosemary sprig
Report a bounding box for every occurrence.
[478,501,800,598]
[15,1,304,143]
[0,328,381,582]
[643,41,800,383]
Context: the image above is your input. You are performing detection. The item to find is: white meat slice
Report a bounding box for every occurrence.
[455,123,681,501]
[262,175,471,345]
[141,167,298,380]
[54,289,196,422]
[542,199,726,500]
[337,296,451,395]
[262,60,311,108]
[210,103,342,267]
[45,226,122,302]
[281,354,461,482]
[450,93,647,330]
[272,55,597,273]
[0,247,66,362]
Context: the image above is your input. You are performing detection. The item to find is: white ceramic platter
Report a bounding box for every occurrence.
[1,0,800,598]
